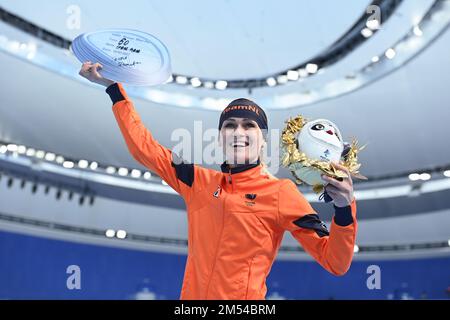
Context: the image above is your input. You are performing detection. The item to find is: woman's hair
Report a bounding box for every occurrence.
[259,140,277,178]
[259,139,267,167]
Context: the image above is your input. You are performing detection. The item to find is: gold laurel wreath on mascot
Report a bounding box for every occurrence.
[280,115,368,195]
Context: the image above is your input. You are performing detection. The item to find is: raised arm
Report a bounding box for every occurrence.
[78,62,195,202]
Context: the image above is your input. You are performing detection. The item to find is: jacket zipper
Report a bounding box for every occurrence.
[228,167,234,193]
[205,190,228,298]
[205,167,233,298]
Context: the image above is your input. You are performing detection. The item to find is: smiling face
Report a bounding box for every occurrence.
[219,117,265,166]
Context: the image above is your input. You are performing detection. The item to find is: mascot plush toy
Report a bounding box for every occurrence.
[280,115,367,202]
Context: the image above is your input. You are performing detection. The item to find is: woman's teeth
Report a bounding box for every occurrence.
[232,142,249,147]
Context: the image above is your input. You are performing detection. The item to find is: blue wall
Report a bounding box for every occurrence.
[0,230,449,300]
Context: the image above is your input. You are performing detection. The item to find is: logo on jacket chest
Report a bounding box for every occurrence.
[213,187,257,206]
[213,185,222,198]
[244,193,257,206]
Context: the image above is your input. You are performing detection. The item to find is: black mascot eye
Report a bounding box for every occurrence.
[311,124,325,131]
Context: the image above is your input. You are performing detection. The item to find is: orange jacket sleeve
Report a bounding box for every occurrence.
[107,83,194,202]
[278,180,357,276]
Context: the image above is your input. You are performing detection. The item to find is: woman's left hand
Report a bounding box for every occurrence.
[321,162,355,207]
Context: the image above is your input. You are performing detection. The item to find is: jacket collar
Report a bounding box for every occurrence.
[220,159,261,174]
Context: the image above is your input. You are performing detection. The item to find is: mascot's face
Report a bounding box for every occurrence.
[297,119,344,162]
[308,120,342,148]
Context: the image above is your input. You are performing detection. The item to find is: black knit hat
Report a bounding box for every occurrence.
[218,98,268,132]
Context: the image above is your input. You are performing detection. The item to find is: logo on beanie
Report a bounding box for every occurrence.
[222,105,260,116]
[218,98,268,131]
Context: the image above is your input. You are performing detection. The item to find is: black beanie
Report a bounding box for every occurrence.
[218,98,268,132]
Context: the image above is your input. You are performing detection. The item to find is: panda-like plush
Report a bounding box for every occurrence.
[298,119,344,164]
[281,115,366,196]
[291,118,346,186]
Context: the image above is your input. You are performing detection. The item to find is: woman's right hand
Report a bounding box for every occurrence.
[79,61,115,87]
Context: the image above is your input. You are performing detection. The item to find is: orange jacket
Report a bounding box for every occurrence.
[107,83,358,300]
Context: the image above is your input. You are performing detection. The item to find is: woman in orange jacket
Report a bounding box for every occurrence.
[79,62,358,300]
